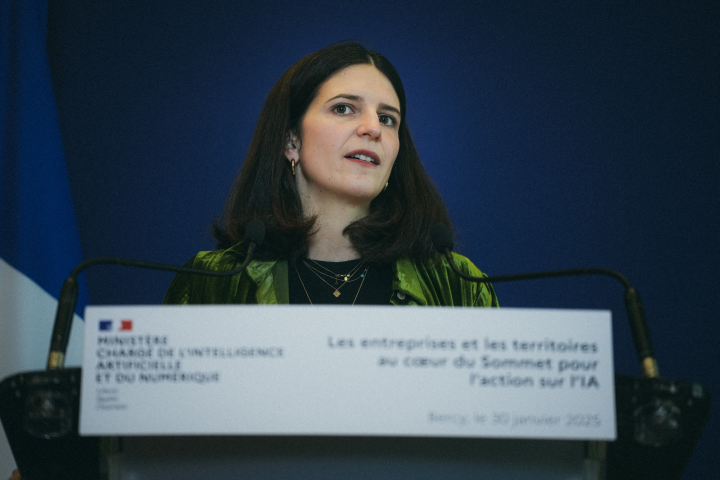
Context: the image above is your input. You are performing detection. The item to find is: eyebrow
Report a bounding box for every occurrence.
[326,94,401,118]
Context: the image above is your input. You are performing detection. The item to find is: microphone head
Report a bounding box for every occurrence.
[430,223,454,253]
[244,219,266,247]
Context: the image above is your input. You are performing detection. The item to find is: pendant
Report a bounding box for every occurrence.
[333,290,341,297]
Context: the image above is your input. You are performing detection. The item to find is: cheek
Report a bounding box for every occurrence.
[302,122,337,158]
[387,136,400,165]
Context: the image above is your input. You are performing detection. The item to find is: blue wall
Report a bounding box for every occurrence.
[47,1,719,477]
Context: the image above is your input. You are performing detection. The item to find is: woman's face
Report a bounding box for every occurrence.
[288,64,401,212]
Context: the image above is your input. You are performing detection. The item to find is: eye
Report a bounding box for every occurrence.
[332,104,354,115]
[379,114,398,127]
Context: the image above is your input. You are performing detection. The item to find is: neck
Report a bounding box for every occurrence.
[303,198,368,262]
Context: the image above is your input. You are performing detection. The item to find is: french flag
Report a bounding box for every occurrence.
[0,0,89,473]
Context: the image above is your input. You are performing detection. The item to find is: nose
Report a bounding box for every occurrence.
[356,111,381,140]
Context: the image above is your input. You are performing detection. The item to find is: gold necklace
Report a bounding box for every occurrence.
[302,261,366,289]
[304,258,365,285]
[304,262,368,297]
[302,259,366,297]
[295,264,369,304]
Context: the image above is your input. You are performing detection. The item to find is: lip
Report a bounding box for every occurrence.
[344,149,381,165]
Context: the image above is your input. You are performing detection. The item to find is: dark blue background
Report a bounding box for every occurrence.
[47,1,719,476]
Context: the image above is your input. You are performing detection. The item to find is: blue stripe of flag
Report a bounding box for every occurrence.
[0,0,89,315]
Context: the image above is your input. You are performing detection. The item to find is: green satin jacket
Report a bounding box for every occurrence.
[164,242,498,307]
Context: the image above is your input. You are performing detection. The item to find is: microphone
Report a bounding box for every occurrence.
[430,222,454,253]
[430,223,659,378]
[46,220,266,370]
[244,218,266,246]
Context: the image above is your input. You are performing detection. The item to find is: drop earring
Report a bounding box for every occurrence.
[384,181,388,191]
[291,159,296,176]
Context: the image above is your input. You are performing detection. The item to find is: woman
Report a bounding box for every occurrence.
[164,42,497,308]
[6,40,499,480]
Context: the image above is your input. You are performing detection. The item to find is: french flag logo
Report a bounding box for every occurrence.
[98,319,133,331]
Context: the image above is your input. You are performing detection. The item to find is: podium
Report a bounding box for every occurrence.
[1,369,710,479]
[1,306,711,479]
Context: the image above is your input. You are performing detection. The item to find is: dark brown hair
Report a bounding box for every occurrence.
[214,41,453,264]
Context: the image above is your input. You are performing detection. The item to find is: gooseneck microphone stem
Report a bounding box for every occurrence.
[441,249,659,378]
[430,223,658,379]
[47,220,266,370]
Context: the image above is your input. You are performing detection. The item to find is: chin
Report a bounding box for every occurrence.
[334,180,380,199]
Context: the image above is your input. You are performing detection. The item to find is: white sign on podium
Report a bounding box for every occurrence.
[80,305,615,440]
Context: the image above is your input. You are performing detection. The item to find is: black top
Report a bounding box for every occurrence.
[288,259,393,305]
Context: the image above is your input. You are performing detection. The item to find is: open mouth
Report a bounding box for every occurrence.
[345,153,379,165]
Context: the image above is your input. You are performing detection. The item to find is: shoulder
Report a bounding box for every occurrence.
[446,253,499,307]
[402,252,483,282]
[163,243,278,305]
[394,254,498,307]
[447,252,484,278]
[183,244,247,271]
[162,246,238,305]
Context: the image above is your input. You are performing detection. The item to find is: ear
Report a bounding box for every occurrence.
[284,131,300,163]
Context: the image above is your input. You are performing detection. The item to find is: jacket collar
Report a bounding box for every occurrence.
[221,243,286,304]
[223,242,425,305]
[391,257,426,306]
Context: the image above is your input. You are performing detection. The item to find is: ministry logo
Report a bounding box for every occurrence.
[98,319,133,332]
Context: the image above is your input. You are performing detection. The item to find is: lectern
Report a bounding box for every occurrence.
[0,305,711,479]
